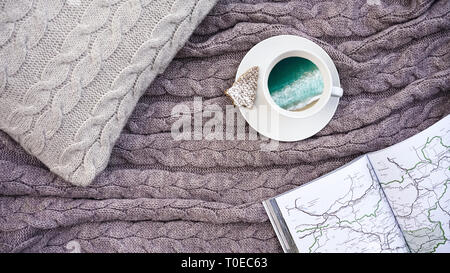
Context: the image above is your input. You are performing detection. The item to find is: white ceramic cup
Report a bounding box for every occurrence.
[262,49,343,119]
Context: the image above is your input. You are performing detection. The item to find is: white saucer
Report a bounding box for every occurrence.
[236,35,342,142]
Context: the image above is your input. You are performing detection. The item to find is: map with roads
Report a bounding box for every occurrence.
[273,116,449,253]
[370,119,450,253]
[277,156,409,253]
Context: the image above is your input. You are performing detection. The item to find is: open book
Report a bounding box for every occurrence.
[263,115,450,253]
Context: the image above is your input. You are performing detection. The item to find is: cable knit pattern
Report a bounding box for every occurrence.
[0,0,64,98]
[0,0,217,186]
[0,1,32,47]
[24,0,145,156]
[5,0,121,138]
[54,0,214,186]
[0,0,449,253]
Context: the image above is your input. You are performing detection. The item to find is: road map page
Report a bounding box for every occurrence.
[275,156,409,253]
[369,115,450,253]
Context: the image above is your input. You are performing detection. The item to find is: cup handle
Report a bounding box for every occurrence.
[331,86,343,98]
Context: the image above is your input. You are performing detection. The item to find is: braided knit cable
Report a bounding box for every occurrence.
[53,0,217,186]
[4,0,121,139]
[23,0,147,155]
[0,0,63,98]
[0,0,33,47]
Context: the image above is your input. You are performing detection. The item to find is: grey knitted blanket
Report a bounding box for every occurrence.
[1,0,449,252]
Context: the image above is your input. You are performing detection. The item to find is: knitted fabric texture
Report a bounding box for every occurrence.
[0,0,217,186]
[0,0,449,253]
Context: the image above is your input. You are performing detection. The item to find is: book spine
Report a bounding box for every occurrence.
[262,198,298,253]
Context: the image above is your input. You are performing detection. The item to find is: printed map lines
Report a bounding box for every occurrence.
[381,136,448,187]
[379,134,449,252]
[286,165,399,253]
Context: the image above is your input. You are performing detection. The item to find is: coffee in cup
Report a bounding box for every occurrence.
[268,56,324,112]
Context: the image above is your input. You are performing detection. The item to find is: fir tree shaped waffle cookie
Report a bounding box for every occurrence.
[225,66,259,108]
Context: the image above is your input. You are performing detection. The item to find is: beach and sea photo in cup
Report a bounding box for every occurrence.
[268,57,324,112]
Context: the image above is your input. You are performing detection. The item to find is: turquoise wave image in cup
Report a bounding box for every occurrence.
[268,57,324,111]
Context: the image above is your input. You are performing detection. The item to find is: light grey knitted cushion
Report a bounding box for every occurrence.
[0,0,217,186]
